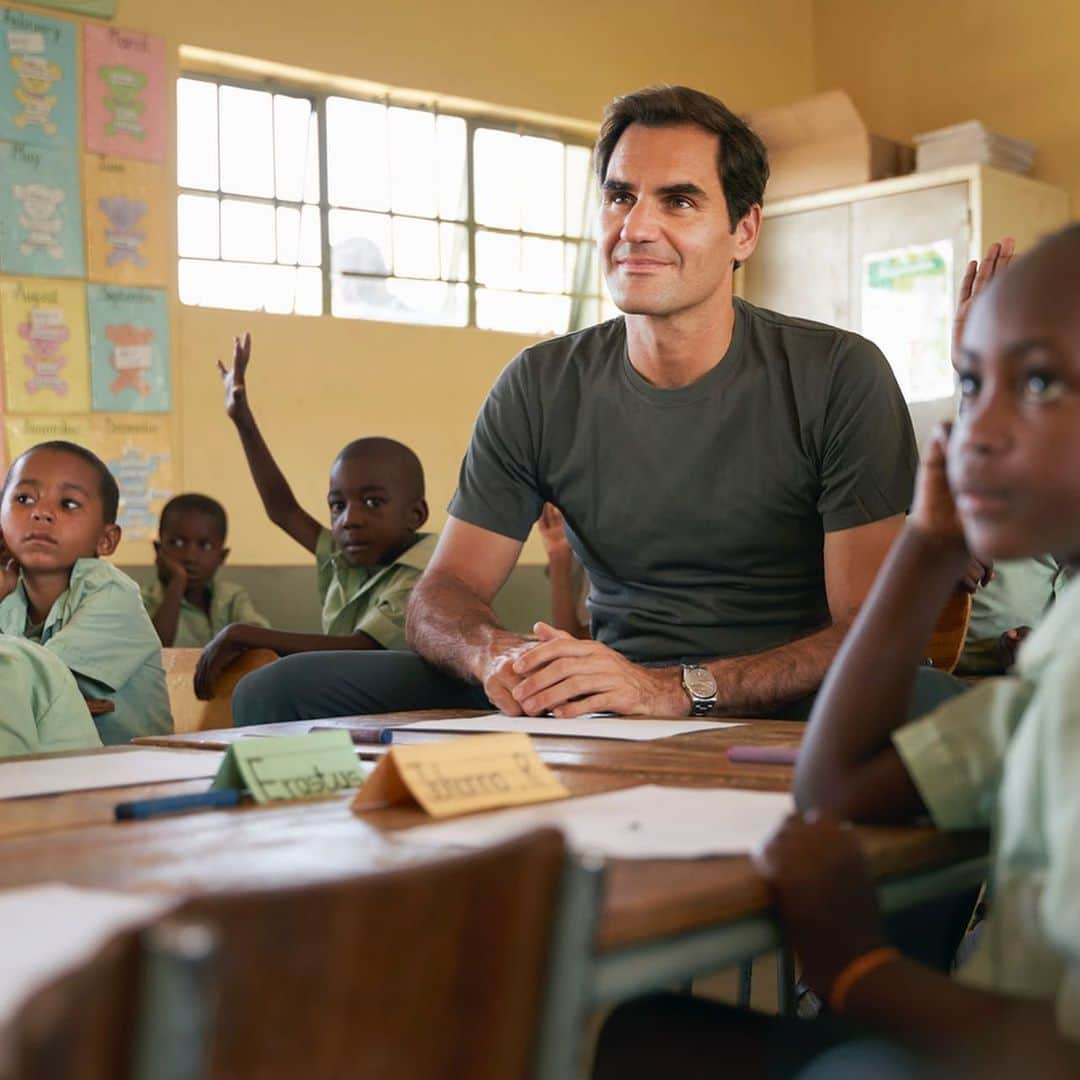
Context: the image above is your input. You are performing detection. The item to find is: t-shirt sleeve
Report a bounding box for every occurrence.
[45,576,160,693]
[892,676,1030,830]
[817,335,919,532]
[229,587,271,629]
[447,354,544,542]
[352,568,421,651]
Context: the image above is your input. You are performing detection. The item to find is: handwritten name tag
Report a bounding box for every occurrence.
[352,732,568,819]
[211,730,370,804]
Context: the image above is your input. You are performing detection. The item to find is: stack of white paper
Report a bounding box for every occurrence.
[915,120,1034,175]
[402,713,744,742]
[0,884,174,1022]
[396,784,794,860]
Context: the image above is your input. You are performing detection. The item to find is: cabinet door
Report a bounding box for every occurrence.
[851,182,971,450]
[740,204,851,328]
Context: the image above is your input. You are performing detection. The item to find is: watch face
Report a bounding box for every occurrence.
[684,666,717,698]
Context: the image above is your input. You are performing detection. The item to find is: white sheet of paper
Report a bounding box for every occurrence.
[396,784,794,860]
[0,883,174,1021]
[402,713,744,742]
[0,749,224,800]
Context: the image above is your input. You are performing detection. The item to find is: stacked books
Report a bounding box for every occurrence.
[914,121,1034,175]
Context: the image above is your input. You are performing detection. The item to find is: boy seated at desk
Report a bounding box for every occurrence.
[592,225,1080,1077]
[0,442,171,746]
[194,332,436,704]
[142,492,269,647]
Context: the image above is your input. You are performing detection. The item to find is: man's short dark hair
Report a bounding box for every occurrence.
[594,85,770,243]
[2,441,119,524]
[160,493,228,541]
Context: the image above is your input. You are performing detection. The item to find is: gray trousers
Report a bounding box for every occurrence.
[231,648,965,727]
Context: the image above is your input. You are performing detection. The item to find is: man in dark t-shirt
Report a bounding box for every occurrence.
[232,86,917,726]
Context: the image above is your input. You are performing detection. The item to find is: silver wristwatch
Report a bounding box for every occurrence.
[681,664,718,716]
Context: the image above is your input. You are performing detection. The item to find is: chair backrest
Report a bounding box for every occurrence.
[160,648,278,733]
[926,587,973,674]
[8,829,603,1080]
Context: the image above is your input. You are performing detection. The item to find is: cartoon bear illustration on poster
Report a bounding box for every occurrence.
[18,306,69,397]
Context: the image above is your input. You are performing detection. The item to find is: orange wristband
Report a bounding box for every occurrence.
[827,946,900,1013]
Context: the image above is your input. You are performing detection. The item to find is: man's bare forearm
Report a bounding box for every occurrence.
[702,620,851,717]
[406,569,527,683]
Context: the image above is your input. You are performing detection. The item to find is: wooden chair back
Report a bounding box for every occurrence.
[8,829,602,1080]
[160,648,278,733]
[926,587,973,674]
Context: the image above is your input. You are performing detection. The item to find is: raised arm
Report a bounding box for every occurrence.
[406,516,535,714]
[536,503,589,639]
[794,429,971,820]
[217,332,322,555]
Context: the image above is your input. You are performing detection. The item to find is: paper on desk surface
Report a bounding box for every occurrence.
[0,884,174,1022]
[395,784,794,860]
[402,713,744,742]
[0,749,224,800]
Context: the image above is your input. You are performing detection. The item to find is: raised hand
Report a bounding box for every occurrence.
[536,503,572,561]
[0,556,18,602]
[953,238,1015,361]
[216,331,252,422]
[910,422,966,547]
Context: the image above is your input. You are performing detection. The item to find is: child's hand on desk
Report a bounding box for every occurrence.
[752,813,886,997]
[995,626,1031,671]
[194,624,252,700]
[216,331,252,423]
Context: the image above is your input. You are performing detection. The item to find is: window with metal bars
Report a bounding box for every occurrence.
[176,74,616,334]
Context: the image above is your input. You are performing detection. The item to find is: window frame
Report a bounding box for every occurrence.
[176,71,605,331]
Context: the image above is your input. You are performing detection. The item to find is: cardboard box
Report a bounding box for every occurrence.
[745,90,914,201]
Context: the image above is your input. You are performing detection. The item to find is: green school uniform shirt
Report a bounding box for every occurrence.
[893,574,1080,1042]
[141,576,270,647]
[957,555,1071,675]
[316,529,437,650]
[0,636,102,757]
[0,559,172,746]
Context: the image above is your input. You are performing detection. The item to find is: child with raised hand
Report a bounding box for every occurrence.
[196,332,435,702]
[0,442,171,745]
[142,493,269,647]
[536,502,589,639]
[593,225,1080,1077]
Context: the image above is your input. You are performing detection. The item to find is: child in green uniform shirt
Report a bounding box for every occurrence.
[193,333,435,699]
[0,637,102,757]
[141,493,269,647]
[593,225,1080,1076]
[0,442,171,745]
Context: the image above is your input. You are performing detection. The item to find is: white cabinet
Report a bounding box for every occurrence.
[739,164,1069,449]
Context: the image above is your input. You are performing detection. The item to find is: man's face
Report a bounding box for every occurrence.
[949,255,1080,565]
[1,449,117,572]
[599,123,759,319]
[157,510,228,589]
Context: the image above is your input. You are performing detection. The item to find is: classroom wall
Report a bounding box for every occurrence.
[812,0,1080,213]
[100,0,817,566]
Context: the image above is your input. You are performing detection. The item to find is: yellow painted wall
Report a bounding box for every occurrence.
[812,0,1079,212]
[78,0,816,565]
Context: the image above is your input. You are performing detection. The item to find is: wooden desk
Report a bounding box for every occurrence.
[0,721,988,1007]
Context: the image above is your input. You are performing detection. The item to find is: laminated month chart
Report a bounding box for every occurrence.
[0,6,173,542]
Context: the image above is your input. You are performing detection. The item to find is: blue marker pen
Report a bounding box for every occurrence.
[115,788,243,821]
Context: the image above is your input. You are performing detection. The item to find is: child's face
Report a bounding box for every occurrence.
[949,252,1080,565]
[157,510,228,588]
[0,449,120,572]
[327,454,426,567]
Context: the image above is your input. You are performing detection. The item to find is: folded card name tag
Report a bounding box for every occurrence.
[352,732,568,819]
[211,730,371,804]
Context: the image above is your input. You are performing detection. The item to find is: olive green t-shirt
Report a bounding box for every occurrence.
[449,299,918,664]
